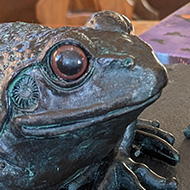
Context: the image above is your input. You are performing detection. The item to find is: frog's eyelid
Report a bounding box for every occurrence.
[47,39,94,58]
[128,55,135,60]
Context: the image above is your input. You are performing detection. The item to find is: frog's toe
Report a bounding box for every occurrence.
[133,120,180,166]
[122,156,178,190]
[99,154,178,190]
[184,125,190,138]
[98,160,145,190]
[137,119,175,145]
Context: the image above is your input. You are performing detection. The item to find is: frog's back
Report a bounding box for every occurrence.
[0,22,56,114]
[0,22,50,70]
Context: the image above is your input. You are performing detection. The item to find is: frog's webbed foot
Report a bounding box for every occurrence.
[133,119,180,166]
[98,152,178,190]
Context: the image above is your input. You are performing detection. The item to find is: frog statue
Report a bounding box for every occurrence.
[0,11,179,190]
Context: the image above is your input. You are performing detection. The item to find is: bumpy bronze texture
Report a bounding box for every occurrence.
[0,10,179,190]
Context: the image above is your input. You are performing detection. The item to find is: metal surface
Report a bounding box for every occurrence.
[0,11,179,189]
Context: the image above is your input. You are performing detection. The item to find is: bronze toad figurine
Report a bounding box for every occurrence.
[0,11,179,190]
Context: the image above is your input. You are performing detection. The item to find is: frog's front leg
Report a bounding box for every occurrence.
[133,119,180,166]
[98,121,178,190]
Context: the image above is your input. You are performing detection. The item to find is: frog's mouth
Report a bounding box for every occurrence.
[13,92,161,138]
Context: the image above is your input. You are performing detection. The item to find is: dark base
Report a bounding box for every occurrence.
[139,63,190,190]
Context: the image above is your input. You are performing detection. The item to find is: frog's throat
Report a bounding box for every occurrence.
[14,92,161,138]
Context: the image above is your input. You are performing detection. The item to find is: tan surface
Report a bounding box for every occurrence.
[0,0,38,23]
[132,20,158,36]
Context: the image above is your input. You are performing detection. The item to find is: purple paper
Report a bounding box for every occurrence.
[140,3,190,64]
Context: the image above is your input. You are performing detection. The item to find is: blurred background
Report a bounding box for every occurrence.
[0,0,189,27]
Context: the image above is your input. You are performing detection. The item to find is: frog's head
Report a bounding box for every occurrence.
[0,11,167,138]
[0,11,167,189]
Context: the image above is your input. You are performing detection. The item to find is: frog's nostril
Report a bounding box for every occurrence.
[122,57,135,69]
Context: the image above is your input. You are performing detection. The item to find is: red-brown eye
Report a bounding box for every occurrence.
[51,45,88,80]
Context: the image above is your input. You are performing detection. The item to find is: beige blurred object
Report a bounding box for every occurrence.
[132,20,158,35]
[98,0,133,19]
[133,0,159,20]
[0,0,38,23]
[36,0,133,27]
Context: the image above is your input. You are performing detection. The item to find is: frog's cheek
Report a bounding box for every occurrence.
[0,69,40,136]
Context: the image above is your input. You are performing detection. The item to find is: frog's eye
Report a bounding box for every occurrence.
[51,45,88,80]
